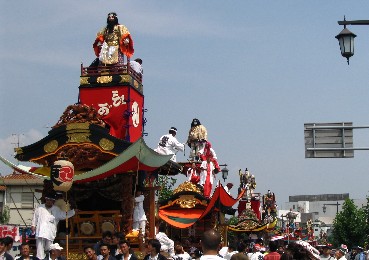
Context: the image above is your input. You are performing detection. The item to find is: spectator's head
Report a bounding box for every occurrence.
[84,246,97,260]
[201,229,221,254]
[20,243,31,257]
[0,239,5,254]
[119,240,131,256]
[147,239,161,255]
[158,222,167,233]
[49,243,63,258]
[112,232,125,245]
[268,241,278,252]
[102,231,113,245]
[230,253,249,260]
[100,243,110,258]
[175,245,184,254]
[236,242,246,254]
[2,236,13,252]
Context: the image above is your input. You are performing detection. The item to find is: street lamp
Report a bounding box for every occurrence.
[219,164,229,182]
[322,202,341,214]
[336,16,369,64]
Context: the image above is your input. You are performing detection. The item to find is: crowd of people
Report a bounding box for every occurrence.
[2,226,369,260]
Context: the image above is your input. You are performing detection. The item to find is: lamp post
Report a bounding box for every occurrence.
[322,202,341,214]
[336,16,369,64]
[219,164,229,182]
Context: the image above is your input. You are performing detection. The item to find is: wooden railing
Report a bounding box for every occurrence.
[80,63,142,84]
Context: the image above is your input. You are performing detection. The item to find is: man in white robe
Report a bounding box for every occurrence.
[154,127,184,162]
[133,190,147,233]
[31,193,75,259]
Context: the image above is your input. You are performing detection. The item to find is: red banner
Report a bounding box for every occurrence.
[0,225,20,242]
[79,86,143,141]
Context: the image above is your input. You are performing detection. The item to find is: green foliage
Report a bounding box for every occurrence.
[0,206,10,224]
[155,175,177,201]
[331,198,367,248]
[362,197,369,245]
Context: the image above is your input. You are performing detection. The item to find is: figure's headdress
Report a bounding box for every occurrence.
[108,12,117,19]
[191,118,201,128]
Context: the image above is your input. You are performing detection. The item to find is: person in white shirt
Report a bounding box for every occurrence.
[133,190,147,233]
[129,58,143,76]
[31,193,75,259]
[172,245,191,260]
[247,244,264,260]
[155,223,174,257]
[154,127,184,162]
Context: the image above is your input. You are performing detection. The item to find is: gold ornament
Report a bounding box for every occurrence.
[44,140,58,153]
[97,76,113,84]
[99,138,115,151]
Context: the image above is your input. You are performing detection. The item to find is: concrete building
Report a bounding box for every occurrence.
[0,173,43,226]
[278,193,367,238]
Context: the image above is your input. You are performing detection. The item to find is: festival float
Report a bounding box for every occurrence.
[0,12,279,257]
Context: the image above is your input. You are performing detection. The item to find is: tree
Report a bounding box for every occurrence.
[0,206,10,224]
[331,198,367,248]
[362,196,369,245]
[154,175,177,201]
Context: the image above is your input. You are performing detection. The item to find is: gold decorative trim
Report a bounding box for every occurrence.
[99,138,114,151]
[120,75,131,83]
[44,140,59,153]
[80,77,90,85]
[173,181,201,194]
[97,75,113,84]
[66,123,90,130]
[176,195,198,208]
[67,133,91,143]
[67,252,86,260]
[133,80,139,88]
[14,147,23,155]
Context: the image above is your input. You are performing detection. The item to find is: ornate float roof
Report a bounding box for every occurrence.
[1,138,179,183]
[158,182,245,229]
[14,122,130,170]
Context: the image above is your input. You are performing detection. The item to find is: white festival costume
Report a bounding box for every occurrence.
[154,134,184,162]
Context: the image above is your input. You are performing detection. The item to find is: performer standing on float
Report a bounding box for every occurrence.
[133,189,147,233]
[31,192,75,259]
[93,12,134,65]
[154,127,184,162]
[200,156,217,198]
[198,141,220,173]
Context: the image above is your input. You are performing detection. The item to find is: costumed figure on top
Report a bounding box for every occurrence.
[262,190,276,224]
[263,190,276,216]
[187,118,207,161]
[93,12,134,66]
[282,209,298,234]
[239,168,250,195]
[186,163,200,185]
[133,189,147,234]
[154,127,185,162]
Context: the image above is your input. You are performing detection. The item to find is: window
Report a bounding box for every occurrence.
[21,192,34,208]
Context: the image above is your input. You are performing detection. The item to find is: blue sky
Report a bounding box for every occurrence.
[1,1,369,207]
